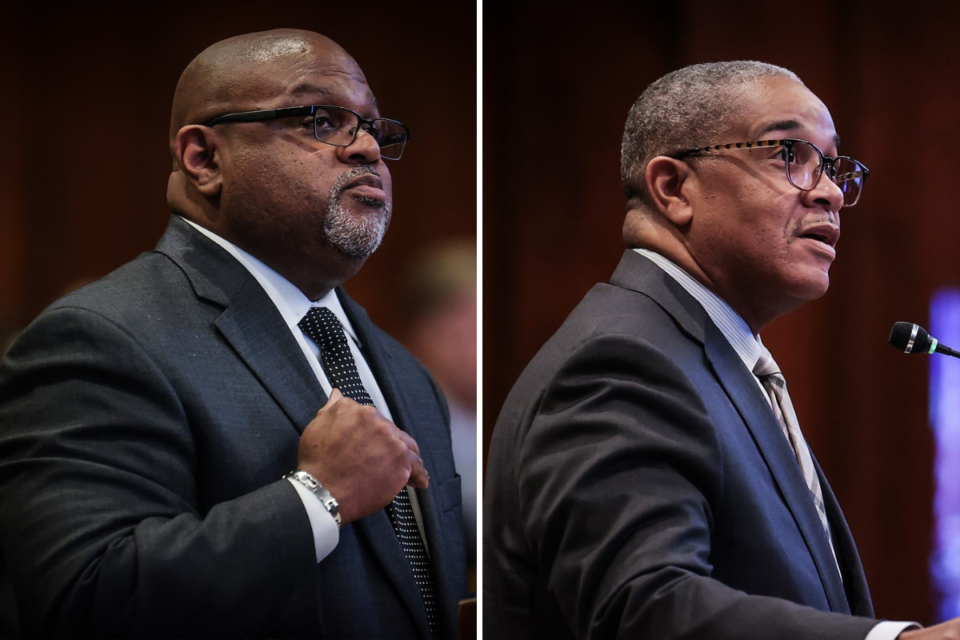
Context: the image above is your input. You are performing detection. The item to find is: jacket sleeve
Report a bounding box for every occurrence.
[0,306,318,638]
[517,332,878,640]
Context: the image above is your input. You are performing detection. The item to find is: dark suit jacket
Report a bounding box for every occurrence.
[484,250,877,640]
[0,215,466,638]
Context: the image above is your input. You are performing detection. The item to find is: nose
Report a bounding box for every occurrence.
[336,128,382,165]
[802,169,845,215]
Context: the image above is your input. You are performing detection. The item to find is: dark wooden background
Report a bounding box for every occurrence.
[0,2,476,340]
[484,0,960,626]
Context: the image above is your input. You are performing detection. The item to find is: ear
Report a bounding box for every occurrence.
[645,156,695,226]
[174,125,222,197]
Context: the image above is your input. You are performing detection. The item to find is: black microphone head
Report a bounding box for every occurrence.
[889,321,933,354]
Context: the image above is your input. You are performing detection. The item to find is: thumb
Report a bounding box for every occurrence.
[318,389,344,415]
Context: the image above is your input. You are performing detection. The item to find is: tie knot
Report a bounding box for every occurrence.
[298,306,374,407]
[753,346,782,379]
[299,307,348,347]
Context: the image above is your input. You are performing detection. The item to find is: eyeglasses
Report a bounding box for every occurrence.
[203,105,410,160]
[672,138,870,207]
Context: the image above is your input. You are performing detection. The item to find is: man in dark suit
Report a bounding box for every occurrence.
[0,29,465,638]
[484,61,955,639]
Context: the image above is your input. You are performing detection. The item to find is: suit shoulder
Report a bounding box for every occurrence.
[48,251,192,317]
[541,281,694,365]
[8,251,219,369]
[492,281,706,446]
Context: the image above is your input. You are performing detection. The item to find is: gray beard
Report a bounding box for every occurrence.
[323,167,391,259]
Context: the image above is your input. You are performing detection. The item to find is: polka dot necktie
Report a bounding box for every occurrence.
[298,306,439,637]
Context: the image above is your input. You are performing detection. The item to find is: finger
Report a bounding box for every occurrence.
[317,389,344,415]
[394,429,421,456]
[407,453,430,489]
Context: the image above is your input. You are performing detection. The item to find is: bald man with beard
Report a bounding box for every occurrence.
[0,29,466,638]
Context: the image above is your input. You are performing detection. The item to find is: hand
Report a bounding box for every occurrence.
[901,619,960,639]
[297,389,429,523]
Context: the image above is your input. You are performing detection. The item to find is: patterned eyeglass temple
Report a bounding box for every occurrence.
[674,139,788,157]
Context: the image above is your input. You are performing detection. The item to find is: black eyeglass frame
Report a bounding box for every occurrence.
[671,138,870,207]
[202,105,411,160]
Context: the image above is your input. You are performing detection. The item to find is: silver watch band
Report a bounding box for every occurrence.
[285,470,342,528]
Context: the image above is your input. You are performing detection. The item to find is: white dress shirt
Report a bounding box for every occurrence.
[182,217,428,563]
[634,248,918,640]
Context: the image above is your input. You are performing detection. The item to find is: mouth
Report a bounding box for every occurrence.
[345,174,384,191]
[797,223,840,249]
[342,173,386,205]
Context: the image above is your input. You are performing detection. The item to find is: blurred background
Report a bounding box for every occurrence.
[0,0,477,618]
[484,0,960,627]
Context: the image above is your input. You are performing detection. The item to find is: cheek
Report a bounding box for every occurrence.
[707,209,797,272]
[272,154,336,202]
[225,155,332,222]
[730,191,799,248]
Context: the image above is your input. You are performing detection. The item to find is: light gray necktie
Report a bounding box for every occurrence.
[754,347,839,572]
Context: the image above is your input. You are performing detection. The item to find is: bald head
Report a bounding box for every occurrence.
[164,28,393,301]
[169,29,365,154]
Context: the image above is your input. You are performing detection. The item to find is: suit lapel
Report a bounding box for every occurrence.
[339,290,436,638]
[352,512,432,637]
[154,216,327,434]
[612,250,850,612]
[701,321,850,613]
[813,454,874,617]
[215,276,326,434]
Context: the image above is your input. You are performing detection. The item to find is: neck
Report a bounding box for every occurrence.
[631,240,776,334]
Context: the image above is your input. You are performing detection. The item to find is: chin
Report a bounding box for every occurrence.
[322,201,391,260]
[792,270,832,302]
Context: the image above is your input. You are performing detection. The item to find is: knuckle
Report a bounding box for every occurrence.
[388,433,406,451]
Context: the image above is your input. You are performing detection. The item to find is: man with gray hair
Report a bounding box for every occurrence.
[0,29,466,638]
[485,61,954,638]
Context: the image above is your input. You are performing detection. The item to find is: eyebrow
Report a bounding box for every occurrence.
[288,82,380,111]
[289,82,335,97]
[758,119,841,147]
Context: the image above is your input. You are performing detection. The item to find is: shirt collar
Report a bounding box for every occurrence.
[633,248,762,372]
[179,216,361,345]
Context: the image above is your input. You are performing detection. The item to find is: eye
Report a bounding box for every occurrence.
[361,120,383,141]
[776,147,800,165]
[313,109,340,133]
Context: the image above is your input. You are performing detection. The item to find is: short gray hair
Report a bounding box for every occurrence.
[620,61,802,201]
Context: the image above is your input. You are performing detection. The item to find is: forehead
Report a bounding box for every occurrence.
[271,51,380,114]
[732,76,839,153]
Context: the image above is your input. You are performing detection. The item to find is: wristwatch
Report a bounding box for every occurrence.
[284,470,342,528]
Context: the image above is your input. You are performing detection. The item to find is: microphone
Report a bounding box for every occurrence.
[889,322,960,358]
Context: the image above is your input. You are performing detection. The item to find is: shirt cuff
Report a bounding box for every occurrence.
[865,620,922,640]
[287,477,340,562]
